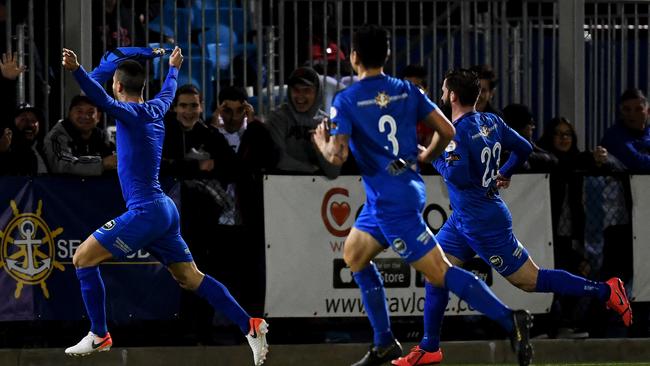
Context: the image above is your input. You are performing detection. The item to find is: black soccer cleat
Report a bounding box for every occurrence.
[509,310,534,366]
[352,339,403,366]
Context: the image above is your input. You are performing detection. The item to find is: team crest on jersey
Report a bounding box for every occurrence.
[0,200,65,299]
[329,106,337,119]
[445,140,457,152]
[473,125,497,139]
[489,255,503,268]
[102,220,116,230]
[393,238,407,254]
[375,91,390,108]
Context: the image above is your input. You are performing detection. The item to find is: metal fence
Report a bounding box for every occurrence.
[3,0,649,148]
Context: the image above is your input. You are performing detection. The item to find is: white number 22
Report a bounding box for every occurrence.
[378,115,399,155]
[480,142,501,187]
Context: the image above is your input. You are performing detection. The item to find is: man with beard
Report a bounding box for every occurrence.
[393,69,632,366]
[312,26,534,366]
[44,95,116,176]
[0,103,48,175]
[267,66,340,178]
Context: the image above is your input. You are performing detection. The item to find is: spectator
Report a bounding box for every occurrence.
[266,66,340,178]
[600,88,650,172]
[160,84,235,182]
[209,86,279,225]
[469,64,503,117]
[401,64,428,93]
[0,104,48,175]
[0,52,26,130]
[44,95,116,176]
[502,103,557,172]
[538,116,626,337]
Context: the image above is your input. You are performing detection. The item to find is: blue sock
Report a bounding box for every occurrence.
[536,269,610,301]
[196,275,251,334]
[419,282,449,352]
[76,267,107,337]
[444,266,514,332]
[353,263,394,347]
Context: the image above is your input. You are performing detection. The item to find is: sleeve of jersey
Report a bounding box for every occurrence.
[432,133,472,188]
[329,94,352,136]
[149,66,179,116]
[72,66,136,123]
[499,120,533,178]
[413,86,438,121]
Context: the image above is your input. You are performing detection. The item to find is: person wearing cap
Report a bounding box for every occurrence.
[266,66,340,178]
[501,103,557,172]
[44,95,116,176]
[0,103,48,175]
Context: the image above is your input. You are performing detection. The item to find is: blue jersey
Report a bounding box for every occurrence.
[73,65,178,208]
[330,75,437,212]
[433,111,532,234]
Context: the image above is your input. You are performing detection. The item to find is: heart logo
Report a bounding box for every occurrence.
[330,201,350,227]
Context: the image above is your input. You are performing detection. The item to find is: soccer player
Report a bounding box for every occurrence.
[312,25,533,366]
[391,68,633,366]
[61,47,269,365]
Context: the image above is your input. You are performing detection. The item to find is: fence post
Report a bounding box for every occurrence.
[558,0,585,151]
[63,0,93,111]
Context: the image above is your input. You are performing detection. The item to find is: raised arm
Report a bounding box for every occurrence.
[62,48,136,122]
[148,46,182,116]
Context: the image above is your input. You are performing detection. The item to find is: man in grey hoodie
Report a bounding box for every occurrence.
[266,66,340,178]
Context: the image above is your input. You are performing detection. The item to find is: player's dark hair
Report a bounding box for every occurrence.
[469,64,498,90]
[620,88,648,105]
[444,68,481,107]
[352,25,389,69]
[173,84,203,106]
[115,60,146,95]
[402,64,428,89]
[218,85,248,105]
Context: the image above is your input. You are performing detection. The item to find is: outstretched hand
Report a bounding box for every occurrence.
[0,52,26,80]
[61,48,80,71]
[169,46,183,70]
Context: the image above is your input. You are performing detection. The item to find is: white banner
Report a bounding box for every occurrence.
[264,174,553,317]
[632,175,650,301]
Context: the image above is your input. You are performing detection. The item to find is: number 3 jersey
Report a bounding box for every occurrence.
[330,74,438,213]
[433,111,532,235]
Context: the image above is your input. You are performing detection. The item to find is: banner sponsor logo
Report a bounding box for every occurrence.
[321,187,353,237]
[0,200,65,299]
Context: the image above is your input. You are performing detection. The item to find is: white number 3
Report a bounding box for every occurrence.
[378,115,399,155]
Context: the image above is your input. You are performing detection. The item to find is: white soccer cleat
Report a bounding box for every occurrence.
[65,331,112,356]
[245,318,269,365]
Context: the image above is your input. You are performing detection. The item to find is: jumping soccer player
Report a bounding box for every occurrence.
[312,25,534,366]
[61,47,269,365]
[391,68,632,366]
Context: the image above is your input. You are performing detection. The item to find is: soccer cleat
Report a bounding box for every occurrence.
[352,339,403,366]
[605,277,633,327]
[391,345,443,365]
[65,331,112,357]
[509,310,533,366]
[246,318,269,365]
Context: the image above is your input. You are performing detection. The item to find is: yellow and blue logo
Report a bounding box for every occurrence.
[0,200,65,299]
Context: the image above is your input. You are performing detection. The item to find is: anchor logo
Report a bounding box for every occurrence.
[0,200,64,299]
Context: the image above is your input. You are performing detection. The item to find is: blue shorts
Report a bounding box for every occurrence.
[93,196,194,266]
[437,214,529,276]
[354,204,437,263]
